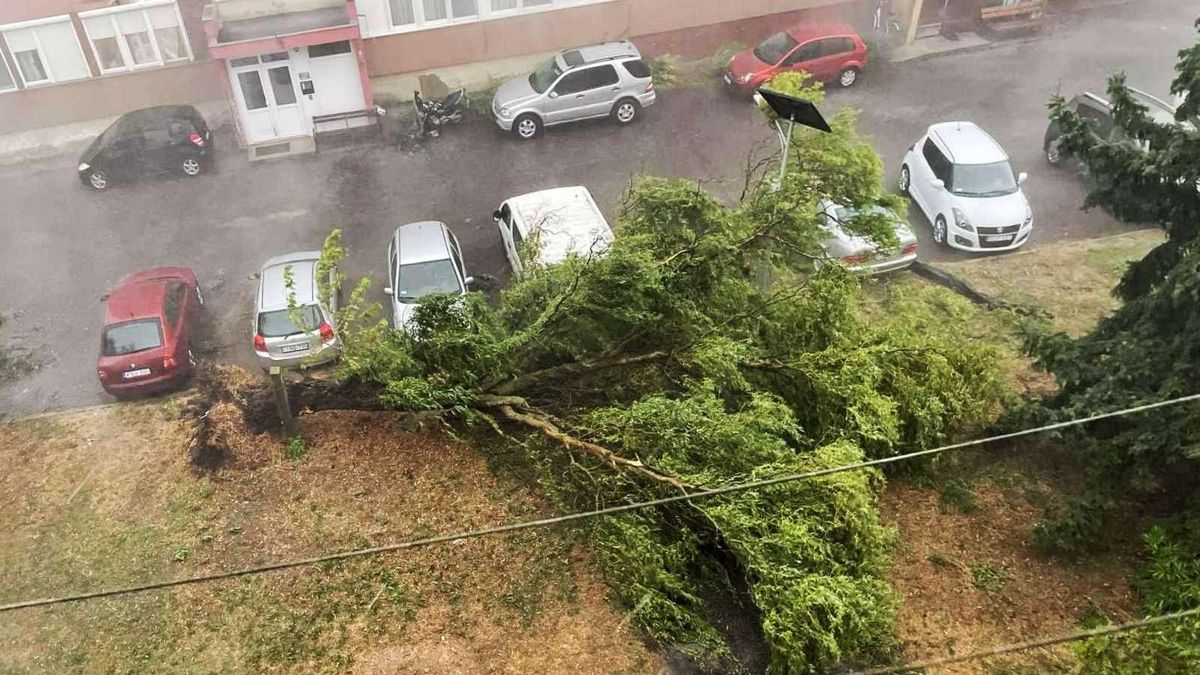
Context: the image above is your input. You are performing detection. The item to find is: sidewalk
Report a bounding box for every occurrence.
[888,31,993,64]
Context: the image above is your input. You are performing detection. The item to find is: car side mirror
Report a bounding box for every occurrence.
[492,209,503,222]
[1017,172,1028,185]
[463,276,476,288]
[931,178,945,190]
[549,91,559,99]
[384,287,394,296]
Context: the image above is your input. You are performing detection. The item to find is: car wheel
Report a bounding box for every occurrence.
[87,169,109,191]
[837,67,860,88]
[933,215,948,245]
[181,157,202,176]
[1046,139,1063,166]
[898,165,911,195]
[514,114,542,141]
[612,98,640,125]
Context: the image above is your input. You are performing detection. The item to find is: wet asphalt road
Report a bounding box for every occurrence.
[0,0,1193,417]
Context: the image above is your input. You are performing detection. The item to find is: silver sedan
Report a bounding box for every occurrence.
[817,199,918,275]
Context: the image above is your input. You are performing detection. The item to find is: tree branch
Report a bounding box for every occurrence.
[490,403,695,493]
[490,350,670,396]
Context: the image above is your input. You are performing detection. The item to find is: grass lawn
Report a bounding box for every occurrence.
[936,230,1164,336]
[0,398,660,674]
[869,231,1162,673]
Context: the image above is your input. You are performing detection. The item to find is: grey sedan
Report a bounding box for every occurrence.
[817,200,918,275]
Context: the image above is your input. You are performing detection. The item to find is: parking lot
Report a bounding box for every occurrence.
[0,0,1191,417]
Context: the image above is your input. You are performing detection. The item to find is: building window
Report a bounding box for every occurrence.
[80,1,191,75]
[0,51,15,91]
[490,0,552,12]
[309,41,352,58]
[0,17,91,86]
[378,0,591,34]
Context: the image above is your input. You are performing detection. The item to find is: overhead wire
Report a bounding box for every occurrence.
[851,606,1200,674]
[2,392,1199,613]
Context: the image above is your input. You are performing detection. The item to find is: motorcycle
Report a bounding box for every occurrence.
[413,89,467,138]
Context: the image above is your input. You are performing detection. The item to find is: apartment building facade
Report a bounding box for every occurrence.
[0,0,862,158]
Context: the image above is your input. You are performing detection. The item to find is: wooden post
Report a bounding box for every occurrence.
[268,366,298,438]
[906,0,926,45]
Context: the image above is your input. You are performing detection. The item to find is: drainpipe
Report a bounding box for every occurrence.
[906,0,925,45]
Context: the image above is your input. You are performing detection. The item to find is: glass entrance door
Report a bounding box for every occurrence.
[229,53,307,144]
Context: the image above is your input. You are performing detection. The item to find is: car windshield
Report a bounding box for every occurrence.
[102,319,162,356]
[258,304,322,338]
[529,57,563,94]
[951,161,1019,197]
[754,32,798,65]
[396,259,461,303]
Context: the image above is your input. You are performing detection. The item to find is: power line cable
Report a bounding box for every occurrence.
[851,606,1200,674]
[3,392,1199,614]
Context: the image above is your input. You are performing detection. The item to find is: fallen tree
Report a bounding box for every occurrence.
[235,76,1008,672]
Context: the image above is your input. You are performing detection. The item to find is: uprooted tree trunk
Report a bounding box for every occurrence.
[218,368,697,492]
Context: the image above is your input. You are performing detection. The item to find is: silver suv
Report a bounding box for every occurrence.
[252,251,341,370]
[492,41,656,140]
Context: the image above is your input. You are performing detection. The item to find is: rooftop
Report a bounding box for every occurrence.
[260,253,319,310]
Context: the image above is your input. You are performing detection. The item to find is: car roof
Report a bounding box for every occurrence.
[104,269,183,324]
[1076,88,1178,125]
[506,187,614,265]
[928,122,1008,164]
[562,41,640,68]
[785,22,859,43]
[393,221,452,264]
[259,251,320,311]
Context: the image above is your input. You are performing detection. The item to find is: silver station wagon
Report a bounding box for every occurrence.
[492,41,656,140]
[252,251,341,370]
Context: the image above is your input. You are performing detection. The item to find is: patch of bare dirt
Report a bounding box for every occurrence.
[0,390,662,673]
[881,474,1139,673]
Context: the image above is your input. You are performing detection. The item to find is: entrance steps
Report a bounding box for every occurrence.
[246,135,316,162]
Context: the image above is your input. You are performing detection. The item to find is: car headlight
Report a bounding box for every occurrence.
[951,207,974,232]
[1023,207,1033,226]
[78,162,89,172]
[738,72,754,84]
[499,107,510,117]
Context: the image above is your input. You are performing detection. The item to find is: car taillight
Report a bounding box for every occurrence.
[902,242,918,255]
[163,356,177,370]
[97,369,108,381]
[842,253,872,265]
[188,132,205,147]
[253,333,267,352]
[645,83,654,93]
[318,322,335,342]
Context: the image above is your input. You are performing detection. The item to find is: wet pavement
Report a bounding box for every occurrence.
[0,0,1192,417]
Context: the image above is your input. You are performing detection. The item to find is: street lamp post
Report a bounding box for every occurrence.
[756,87,832,190]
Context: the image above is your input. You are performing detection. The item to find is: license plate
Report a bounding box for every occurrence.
[984,235,1012,242]
[122,368,151,379]
[280,343,310,354]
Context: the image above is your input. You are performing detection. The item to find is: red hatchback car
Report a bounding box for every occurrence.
[98,267,202,397]
[723,22,868,93]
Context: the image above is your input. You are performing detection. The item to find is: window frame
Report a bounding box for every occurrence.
[0,46,17,93]
[379,0,615,35]
[0,14,91,87]
[78,0,193,76]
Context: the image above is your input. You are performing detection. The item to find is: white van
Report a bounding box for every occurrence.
[493,186,614,274]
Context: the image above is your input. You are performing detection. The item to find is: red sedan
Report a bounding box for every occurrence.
[722,22,868,93]
[97,267,202,398]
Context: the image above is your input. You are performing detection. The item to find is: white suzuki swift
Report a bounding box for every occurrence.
[899,122,1032,252]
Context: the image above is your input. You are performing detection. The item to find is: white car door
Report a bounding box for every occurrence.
[494,203,521,273]
[918,138,954,222]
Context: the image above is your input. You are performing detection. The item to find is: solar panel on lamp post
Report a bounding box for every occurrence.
[755,87,832,189]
